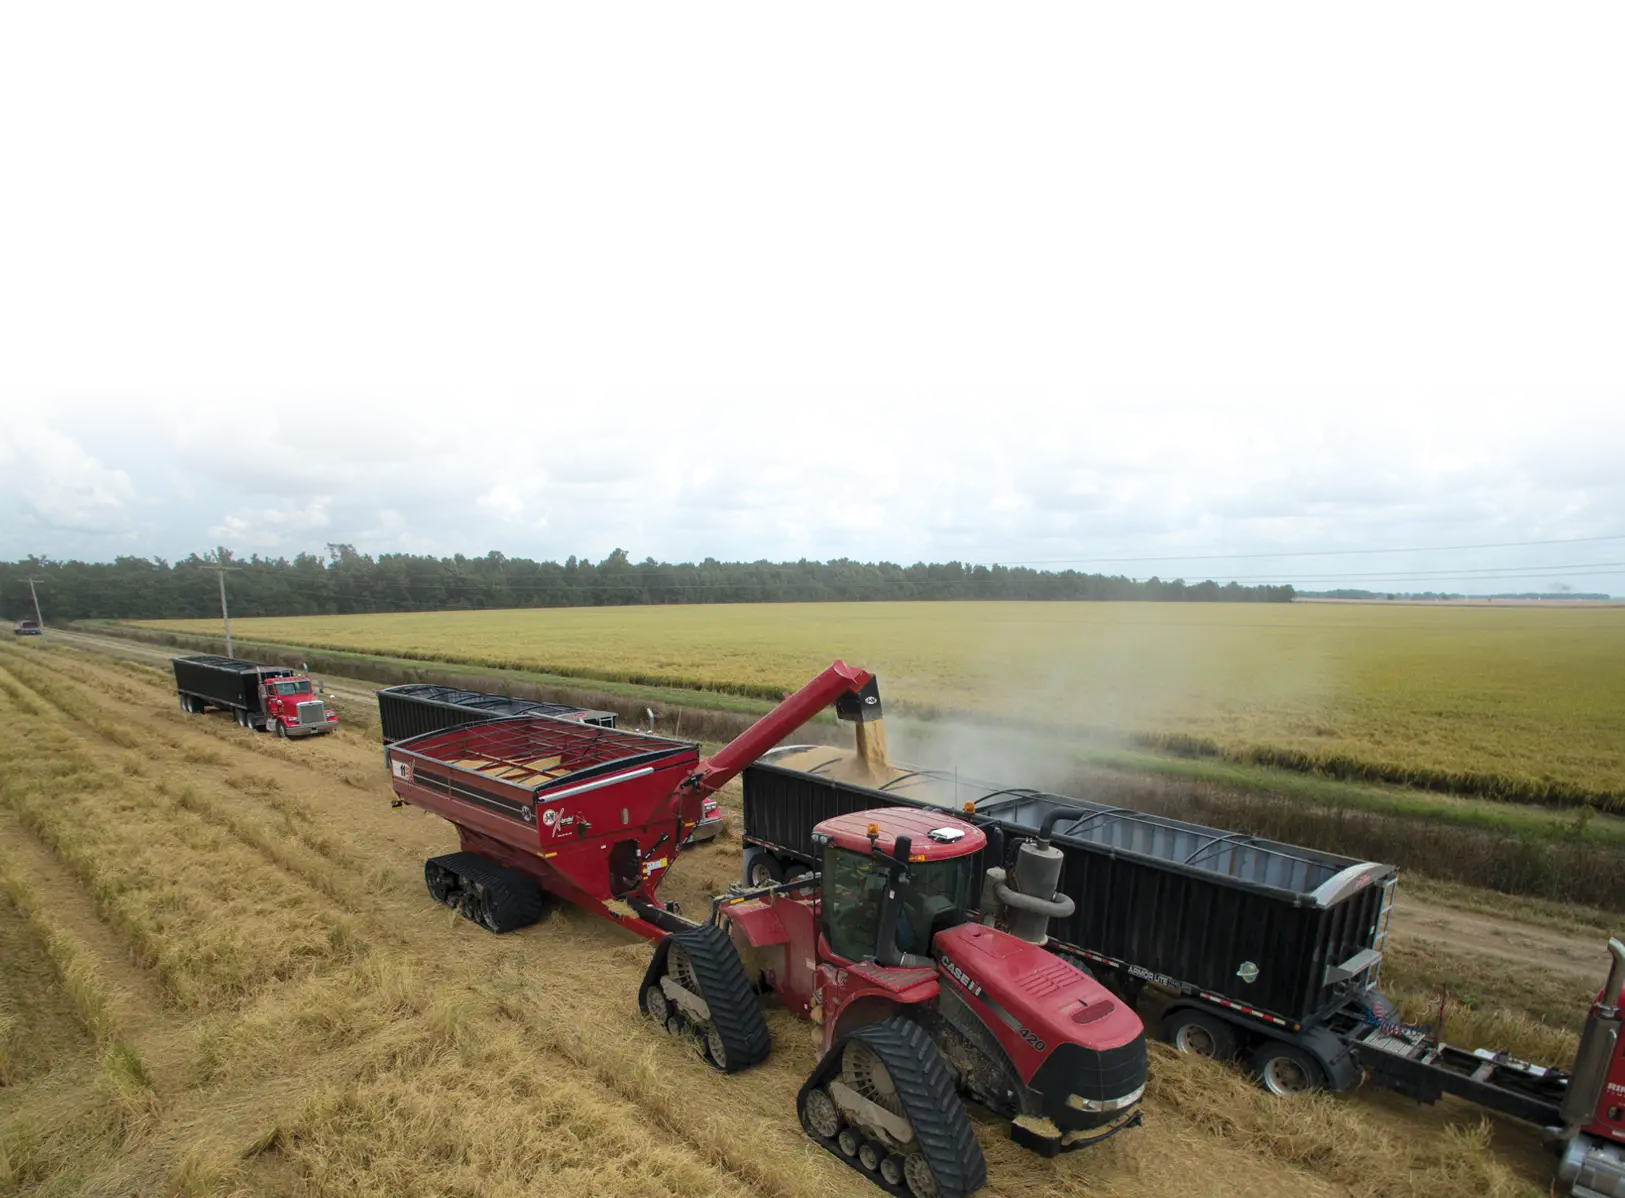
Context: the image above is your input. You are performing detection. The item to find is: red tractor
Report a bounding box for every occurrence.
[387,661,1146,1197]
[643,806,1146,1194]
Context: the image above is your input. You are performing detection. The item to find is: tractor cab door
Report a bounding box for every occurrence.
[820,846,889,964]
[820,844,977,965]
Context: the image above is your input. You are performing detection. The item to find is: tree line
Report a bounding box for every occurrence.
[1,545,1295,622]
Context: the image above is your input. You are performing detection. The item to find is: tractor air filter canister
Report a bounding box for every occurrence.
[1007,840,1066,945]
[979,866,1008,927]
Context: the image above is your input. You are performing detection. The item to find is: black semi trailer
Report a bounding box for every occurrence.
[375,684,616,752]
[740,747,1573,1127]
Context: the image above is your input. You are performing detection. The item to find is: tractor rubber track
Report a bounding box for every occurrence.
[798,1016,987,1198]
[426,851,547,933]
[640,923,771,1073]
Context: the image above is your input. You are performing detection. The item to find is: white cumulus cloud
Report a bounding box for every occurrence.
[0,421,137,548]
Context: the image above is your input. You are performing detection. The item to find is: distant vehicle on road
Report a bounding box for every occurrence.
[13,619,41,636]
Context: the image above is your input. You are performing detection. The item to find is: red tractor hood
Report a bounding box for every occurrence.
[934,922,1144,1071]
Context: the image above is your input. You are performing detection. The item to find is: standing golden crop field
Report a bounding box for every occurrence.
[138,600,1625,801]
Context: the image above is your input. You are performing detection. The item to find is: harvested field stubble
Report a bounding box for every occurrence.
[0,639,1575,1195]
[135,599,1625,806]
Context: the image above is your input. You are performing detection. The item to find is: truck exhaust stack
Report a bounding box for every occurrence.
[979,808,1082,946]
[1560,938,1625,1136]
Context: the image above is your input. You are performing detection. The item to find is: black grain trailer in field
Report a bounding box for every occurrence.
[375,684,616,750]
[172,654,339,737]
[739,747,1574,1130]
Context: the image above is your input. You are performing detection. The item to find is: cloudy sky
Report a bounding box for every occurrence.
[0,383,1618,594]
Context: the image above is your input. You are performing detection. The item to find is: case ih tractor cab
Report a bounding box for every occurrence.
[386,661,1147,1198]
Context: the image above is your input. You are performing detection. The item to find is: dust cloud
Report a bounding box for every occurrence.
[868,608,1339,801]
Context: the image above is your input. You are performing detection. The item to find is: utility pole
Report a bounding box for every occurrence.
[199,566,241,656]
[26,578,44,628]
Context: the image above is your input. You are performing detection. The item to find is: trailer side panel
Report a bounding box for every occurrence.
[376,684,616,746]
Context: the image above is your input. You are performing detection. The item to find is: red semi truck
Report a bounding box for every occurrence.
[172,654,339,737]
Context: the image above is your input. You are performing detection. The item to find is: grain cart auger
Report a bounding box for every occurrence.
[386,661,1146,1198]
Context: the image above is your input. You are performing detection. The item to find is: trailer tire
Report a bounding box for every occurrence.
[1164,1008,1238,1061]
[1251,1040,1327,1096]
[746,850,784,889]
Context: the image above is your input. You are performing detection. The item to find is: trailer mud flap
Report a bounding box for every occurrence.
[638,924,771,1073]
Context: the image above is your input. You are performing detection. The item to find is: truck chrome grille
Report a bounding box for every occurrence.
[297,701,326,725]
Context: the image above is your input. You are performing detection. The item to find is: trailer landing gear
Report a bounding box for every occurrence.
[797,1017,987,1198]
[639,924,770,1073]
[423,852,547,933]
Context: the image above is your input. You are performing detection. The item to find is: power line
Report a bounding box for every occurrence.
[1197,561,1625,584]
[999,533,1625,567]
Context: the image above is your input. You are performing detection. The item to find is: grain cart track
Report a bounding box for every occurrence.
[0,638,1566,1196]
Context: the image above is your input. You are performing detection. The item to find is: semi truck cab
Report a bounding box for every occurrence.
[260,675,339,737]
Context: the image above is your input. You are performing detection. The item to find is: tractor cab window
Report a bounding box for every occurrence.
[274,680,312,696]
[895,856,975,956]
[821,845,976,963]
[821,846,888,963]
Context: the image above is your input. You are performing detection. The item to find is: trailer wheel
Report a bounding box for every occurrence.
[747,851,783,889]
[1251,1040,1326,1096]
[1164,1009,1238,1061]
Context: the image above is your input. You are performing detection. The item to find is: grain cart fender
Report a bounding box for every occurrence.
[638,923,772,1073]
[1163,1000,1358,1092]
